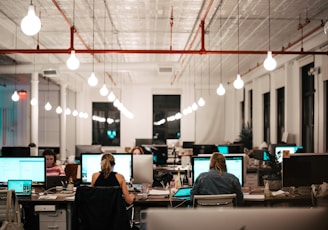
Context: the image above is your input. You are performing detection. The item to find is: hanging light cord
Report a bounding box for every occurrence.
[268,0,271,50]
[237,0,240,74]
[103,0,107,84]
[220,7,222,83]
[92,0,95,72]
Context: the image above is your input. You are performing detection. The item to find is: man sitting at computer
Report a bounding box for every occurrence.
[191,152,244,206]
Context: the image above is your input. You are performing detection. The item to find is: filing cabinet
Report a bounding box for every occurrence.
[39,209,66,230]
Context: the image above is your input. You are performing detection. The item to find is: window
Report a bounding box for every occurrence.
[302,62,315,152]
[263,92,270,143]
[92,102,120,146]
[153,95,181,144]
[277,87,285,143]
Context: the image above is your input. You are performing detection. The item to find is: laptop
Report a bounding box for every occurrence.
[45,176,66,190]
[173,187,192,200]
[7,179,32,197]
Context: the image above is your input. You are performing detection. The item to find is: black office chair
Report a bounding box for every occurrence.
[72,186,132,230]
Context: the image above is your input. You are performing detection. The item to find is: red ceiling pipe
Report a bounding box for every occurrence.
[0,49,326,55]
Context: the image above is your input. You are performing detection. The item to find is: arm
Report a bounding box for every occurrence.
[115,173,135,205]
[233,179,244,206]
[91,172,100,186]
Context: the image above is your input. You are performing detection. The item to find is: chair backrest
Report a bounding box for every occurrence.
[193,193,237,208]
[72,186,131,230]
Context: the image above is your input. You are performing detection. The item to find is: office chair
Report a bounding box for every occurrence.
[193,193,237,208]
[72,186,132,230]
[0,190,23,230]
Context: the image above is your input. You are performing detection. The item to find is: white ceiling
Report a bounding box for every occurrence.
[0,0,327,92]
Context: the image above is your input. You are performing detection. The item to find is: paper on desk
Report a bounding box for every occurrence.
[148,189,170,196]
[243,194,265,201]
[39,195,57,200]
[271,190,286,197]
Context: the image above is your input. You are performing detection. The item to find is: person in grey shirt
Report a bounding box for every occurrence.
[191,152,244,206]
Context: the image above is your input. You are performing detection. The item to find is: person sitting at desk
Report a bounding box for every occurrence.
[191,152,244,206]
[91,153,135,205]
[43,149,65,176]
[131,146,144,155]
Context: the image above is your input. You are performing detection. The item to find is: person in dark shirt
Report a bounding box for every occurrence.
[91,153,135,205]
[191,152,244,206]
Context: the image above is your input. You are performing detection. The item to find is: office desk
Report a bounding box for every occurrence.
[19,194,74,230]
[243,187,313,207]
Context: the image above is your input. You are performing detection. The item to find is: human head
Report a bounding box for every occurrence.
[131,146,144,155]
[43,149,57,168]
[209,152,227,175]
[101,153,116,178]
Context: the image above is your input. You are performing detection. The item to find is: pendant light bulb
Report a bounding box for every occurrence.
[233,74,244,89]
[72,110,78,116]
[191,102,198,111]
[30,97,38,106]
[11,91,20,102]
[88,72,98,87]
[108,91,116,102]
[324,21,328,35]
[264,51,277,71]
[216,83,226,96]
[20,4,41,36]
[45,102,52,111]
[100,84,109,96]
[56,106,63,114]
[198,97,205,107]
[66,50,80,70]
[65,108,71,115]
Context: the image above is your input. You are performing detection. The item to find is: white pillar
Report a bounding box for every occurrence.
[30,72,39,155]
[60,84,67,162]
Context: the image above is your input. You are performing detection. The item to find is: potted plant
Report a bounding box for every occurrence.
[239,122,253,150]
[262,152,282,191]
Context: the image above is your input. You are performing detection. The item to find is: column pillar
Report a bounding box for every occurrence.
[60,84,67,162]
[30,72,39,154]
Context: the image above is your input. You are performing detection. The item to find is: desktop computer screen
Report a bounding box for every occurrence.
[141,145,168,165]
[0,156,46,186]
[80,153,132,184]
[282,153,328,187]
[132,154,153,184]
[274,145,303,163]
[192,154,245,186]
[1,146,30,157]
[217,145,229,154]
[192,144,217,155]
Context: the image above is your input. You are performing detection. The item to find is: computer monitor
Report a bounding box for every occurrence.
[0,156,46,186]
[1,146,30,157]
[75,144,102,160]
[166,139,179,148]
[228,144,244,153]
[141,145,168,166]
[192,154,245,186]
[38,146,60,155]
[253,150,271,161]
[192,144,217,155]
[282,153,328,187]
[217,145,229,154]
[182,141,194,149]
[80,153,132,184]
[135,138,153,146]
[132,155,153,184]
[274,144,302,163]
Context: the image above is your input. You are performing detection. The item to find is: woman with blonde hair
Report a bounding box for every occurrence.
[91,153,135,204]
[190,152,244,206]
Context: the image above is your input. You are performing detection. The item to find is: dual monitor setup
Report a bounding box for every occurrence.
[253,144,328,188]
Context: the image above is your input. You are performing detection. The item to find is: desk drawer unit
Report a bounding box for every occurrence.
[39,209,66,230]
